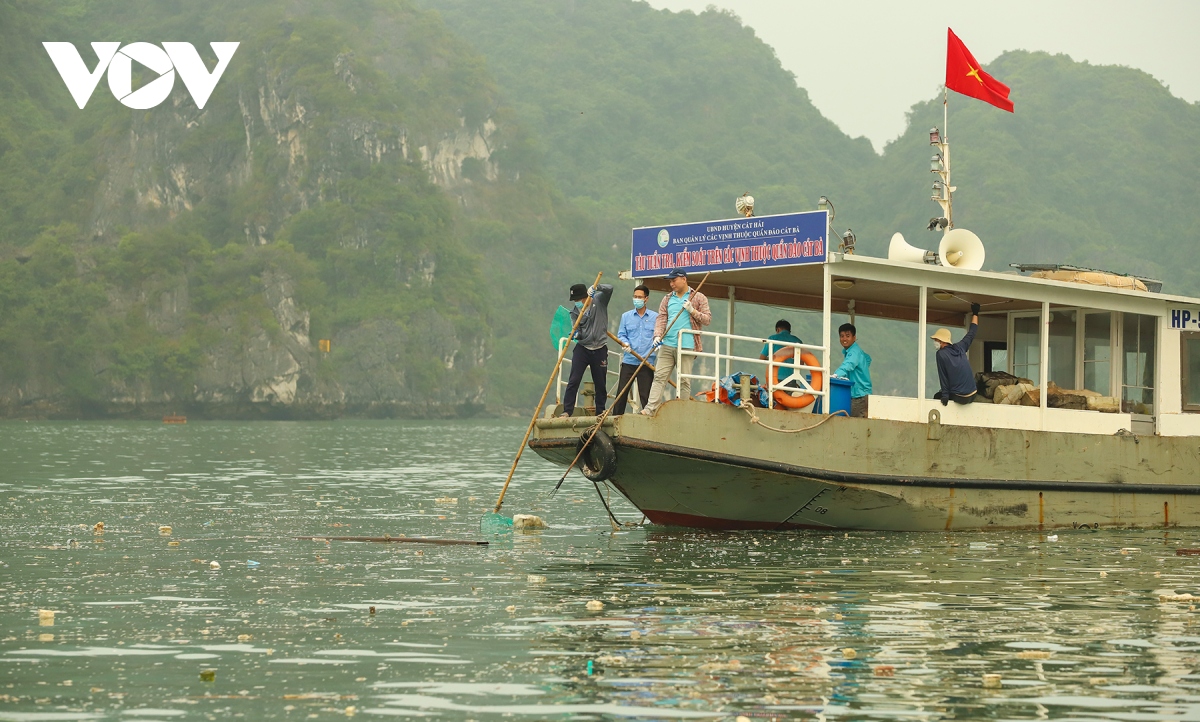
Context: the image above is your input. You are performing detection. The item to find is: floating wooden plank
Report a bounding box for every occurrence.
[297,535,487,547]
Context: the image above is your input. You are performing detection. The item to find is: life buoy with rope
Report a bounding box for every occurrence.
[769,346,823,410]
[577,428,617,481]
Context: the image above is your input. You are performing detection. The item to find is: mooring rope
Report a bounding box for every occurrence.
[742,404,848,433]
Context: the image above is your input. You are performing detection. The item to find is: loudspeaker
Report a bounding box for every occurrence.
[887,232,936,265]
[937,228,985,271]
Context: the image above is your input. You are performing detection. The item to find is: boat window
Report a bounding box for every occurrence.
[1082,312,1113,396]
[1184,333,1200,412]
[983,341,1007,374]
[1048,312,1077,389]
[1121,313,1156,414]
[1012,315,1040,382]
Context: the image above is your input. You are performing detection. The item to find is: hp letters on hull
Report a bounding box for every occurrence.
[44,42,239,110]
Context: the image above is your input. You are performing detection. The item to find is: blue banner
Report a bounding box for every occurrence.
[631,210,827,278]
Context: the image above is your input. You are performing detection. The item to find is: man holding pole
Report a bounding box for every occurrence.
[642,269,711,415]
[559,281,614,417]
[612,285,658,415]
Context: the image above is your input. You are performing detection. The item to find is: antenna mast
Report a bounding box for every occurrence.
[929,88,954,232]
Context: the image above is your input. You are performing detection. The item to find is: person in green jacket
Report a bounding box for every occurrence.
[832,323,872,418]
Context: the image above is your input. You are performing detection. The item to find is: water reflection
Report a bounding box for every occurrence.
[1,421,1199,720]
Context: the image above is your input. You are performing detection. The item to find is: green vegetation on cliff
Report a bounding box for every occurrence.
[1,0,1197,415]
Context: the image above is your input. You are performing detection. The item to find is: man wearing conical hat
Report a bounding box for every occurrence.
[932,303,980,406]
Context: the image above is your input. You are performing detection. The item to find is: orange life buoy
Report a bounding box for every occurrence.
[770,348,822,410]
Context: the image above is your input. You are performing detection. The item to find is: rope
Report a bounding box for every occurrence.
[742,404,848,433]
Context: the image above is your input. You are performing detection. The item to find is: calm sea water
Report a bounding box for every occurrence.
[2,420,1199,721]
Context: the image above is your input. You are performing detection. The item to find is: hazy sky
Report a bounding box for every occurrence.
[648,0,1200,152]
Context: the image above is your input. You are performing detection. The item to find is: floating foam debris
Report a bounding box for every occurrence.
[841,648,856,659]
[93,522,104,533]
[1159,592,1199,602]
[526,575,546,584]
[1017,650,1052,659]
[982,673,1002,688]
[585,600,604,611]
[1100,571,1108,577]
[168,541,180,547]
[1046,535,1058,542]
[159,526,172,536]
[38,633,54,642]
[513,514,547,530]
[209,561,221,570]
[505,605,516,613]
[435,497,458,504]
[38,610,55,623]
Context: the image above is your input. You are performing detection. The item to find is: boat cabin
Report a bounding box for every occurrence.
[623,216,1200,439]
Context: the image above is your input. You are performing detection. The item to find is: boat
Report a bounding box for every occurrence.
[163,414,187,424]
[527,127,1200,532]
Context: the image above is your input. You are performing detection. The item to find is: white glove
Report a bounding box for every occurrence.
[587,286,596,298]
[652,336,663,349]
[622,344,632,355]
[682,300,693,313]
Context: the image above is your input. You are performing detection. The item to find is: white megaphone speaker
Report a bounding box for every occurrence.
[887,232,937,265]
[937,228,985,271]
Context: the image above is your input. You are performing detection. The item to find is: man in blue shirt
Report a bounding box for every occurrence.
[612,285,659,415]
[832,323,872,418]
[933,304,981,405]
[759,319,802,360]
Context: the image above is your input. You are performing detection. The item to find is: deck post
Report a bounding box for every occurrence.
[822,264,832,415]
[726,286,736,378]
[1040,301,1050,425]
[917,287,928,407]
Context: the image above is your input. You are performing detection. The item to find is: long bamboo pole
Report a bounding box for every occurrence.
[492,271,603,514]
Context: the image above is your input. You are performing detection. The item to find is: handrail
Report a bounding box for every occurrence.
[677,329,829,411]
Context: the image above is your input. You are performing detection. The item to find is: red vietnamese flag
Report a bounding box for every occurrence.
[946,28,1014,112]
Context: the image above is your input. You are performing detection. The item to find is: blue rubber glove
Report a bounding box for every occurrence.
[651,336,663,350]
[587,286,596,298]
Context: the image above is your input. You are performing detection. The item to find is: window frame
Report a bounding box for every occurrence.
[1183,331,1200,413]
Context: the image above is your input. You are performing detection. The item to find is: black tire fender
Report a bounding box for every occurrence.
[577,429,617,482]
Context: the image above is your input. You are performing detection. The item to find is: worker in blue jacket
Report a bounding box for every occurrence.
[932,304,980,405]
[832,323,872,417]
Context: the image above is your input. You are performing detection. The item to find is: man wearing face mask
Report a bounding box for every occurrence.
[559,281,614,417]
[612,285,658,415]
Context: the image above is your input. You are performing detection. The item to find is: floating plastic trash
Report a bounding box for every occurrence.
[841,648,856,659]
[247,560,260,567]
[505,605,516,613]
[167,541,180,547]
[1017,650,1051,659]
[586,600,604,611]
[435,497,458,504]
[93,522,104,533]
[982,673,1002,688]
[38,633,53,642]
[526,575,546,584]
[199,669,216,682]
[209,561,221,570]
[158,526,172,536]
[1046,534,1058,541]
[1100,571,1108,577]
[513,514,547,530]
[38,609,55,622]
[874,665,895,676]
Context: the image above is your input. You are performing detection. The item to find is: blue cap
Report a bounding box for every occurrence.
[666,268,687,279]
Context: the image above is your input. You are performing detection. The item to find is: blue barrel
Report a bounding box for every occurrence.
[828,377,853,416]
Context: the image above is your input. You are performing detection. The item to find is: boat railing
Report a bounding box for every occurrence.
[679,329,829,410]
[555,337,639,409]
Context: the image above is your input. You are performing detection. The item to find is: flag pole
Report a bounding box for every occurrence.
[943,86,951,229]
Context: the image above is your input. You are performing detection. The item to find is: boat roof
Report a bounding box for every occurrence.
[626,253,1198,323]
